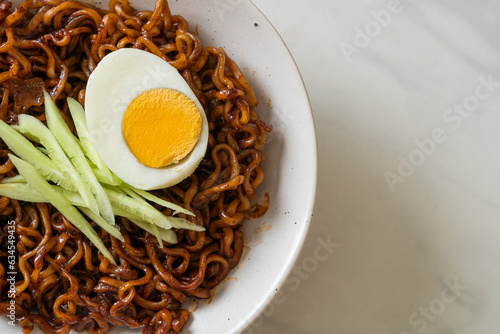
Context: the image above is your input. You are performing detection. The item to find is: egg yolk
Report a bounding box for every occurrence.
[122,88,202,168]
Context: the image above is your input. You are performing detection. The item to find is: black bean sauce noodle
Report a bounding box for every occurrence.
[0,0,272,332]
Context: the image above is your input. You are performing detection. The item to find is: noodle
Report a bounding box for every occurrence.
[0,0,272,333]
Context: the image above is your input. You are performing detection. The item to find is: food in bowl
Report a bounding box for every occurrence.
[0,0,272,333]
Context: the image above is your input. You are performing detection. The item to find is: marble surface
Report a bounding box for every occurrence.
[248,0,500,333]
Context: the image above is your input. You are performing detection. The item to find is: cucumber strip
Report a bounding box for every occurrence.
[103,186,169,226]
[53,186,86,207]
[37,147,49,155]
[120,186,161,213]
[113,186,175,230]
[150,221,164,248]
[166,217,205,232]
[113,186,203,231]
[0,120,74,190]
[9,154,116,265]
[132,218,176,245]
[43,91,115,226]
[120,185,143,201]
[18,114,99,216]
[120,186,201,231]
[0,182,125,243]
[67,98,112,176]
[0,181,122,242]
[107,171,123,186]
[78,206,124,242]
[0,178,86,207]
[1,175,27,184]
[110,203,148,224]
[88,160,122,186]
[112,205,177,244]
[124,185,194,216]
[111,185,128,196]
[75,155,116,225]
[0,183,47,202]
[71,132,84,151]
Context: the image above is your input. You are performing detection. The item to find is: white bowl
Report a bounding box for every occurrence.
[1,1,317,333]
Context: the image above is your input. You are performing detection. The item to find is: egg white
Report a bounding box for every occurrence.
[85,48,209,190]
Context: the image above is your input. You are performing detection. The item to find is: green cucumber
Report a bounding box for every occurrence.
[0,120,74,190]
[18,114,99,216]
[124,184,194,216]
[0,183,46,202]
[43,91,115,226]
[88,159,123,186]
[9,154,116,265]
[1,175,27,184]
[112,205,177,244]
[67,98,113,180]
[78,206,124,242]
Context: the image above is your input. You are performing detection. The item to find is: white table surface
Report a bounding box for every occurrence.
[249,0,500,333]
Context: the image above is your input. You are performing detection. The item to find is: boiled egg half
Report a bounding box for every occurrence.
[85,49,208,190]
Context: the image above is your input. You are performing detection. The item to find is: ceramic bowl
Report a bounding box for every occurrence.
[1,1,317,333]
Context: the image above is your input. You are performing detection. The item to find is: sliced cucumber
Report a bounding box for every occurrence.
[9,154,116,265]
[1,175,27,184]
[43,91,115,226]
[67,98,113,180]
[0,119,74,190]
[19,114,99,216]
[78,206,124,242]
[112,205,177,244]
[124,184,194,216]
[0,183,46,202]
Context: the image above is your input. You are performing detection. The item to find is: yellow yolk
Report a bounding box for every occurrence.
[122,88,202,168]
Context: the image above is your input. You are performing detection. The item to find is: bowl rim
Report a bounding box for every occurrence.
[238,1,318,331]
